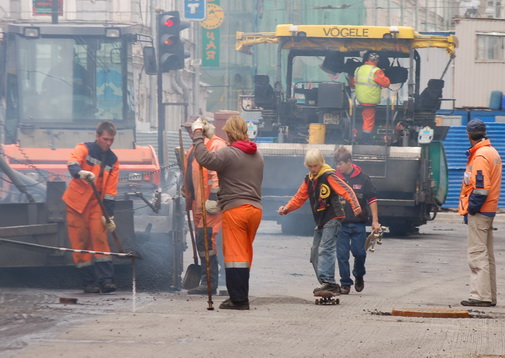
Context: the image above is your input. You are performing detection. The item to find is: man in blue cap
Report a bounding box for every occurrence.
[459,119,502,307]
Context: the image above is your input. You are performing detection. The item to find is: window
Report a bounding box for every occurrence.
[476,32,505,61]
[11,36,124,123]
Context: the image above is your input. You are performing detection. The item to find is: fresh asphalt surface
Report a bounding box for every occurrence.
[1,212,505,358]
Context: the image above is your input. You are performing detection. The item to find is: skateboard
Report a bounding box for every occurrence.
[365,226,387,252]
[314,290,340,305]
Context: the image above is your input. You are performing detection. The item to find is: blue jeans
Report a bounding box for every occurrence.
[310,218,341,284]
[337,222,367,287]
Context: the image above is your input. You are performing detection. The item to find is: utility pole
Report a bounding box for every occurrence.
[51,0,59,24]
[155,11,166,180]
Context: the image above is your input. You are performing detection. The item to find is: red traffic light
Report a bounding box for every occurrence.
[161,14,178,29]
[163,18,175,27]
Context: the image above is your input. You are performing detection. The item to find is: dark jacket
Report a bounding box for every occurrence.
[285,164,361,228]
[335,164,377,224]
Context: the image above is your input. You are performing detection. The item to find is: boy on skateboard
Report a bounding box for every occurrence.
[278,149,361,295]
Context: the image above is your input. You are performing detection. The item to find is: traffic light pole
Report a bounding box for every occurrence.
[156,12,166,188]
[157,66,165,169]
[156,10,190,189]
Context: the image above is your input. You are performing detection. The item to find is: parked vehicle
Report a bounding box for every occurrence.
[0,22,183,289]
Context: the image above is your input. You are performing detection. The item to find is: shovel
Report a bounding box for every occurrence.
[181,212,202,289]
[178,129,203,289]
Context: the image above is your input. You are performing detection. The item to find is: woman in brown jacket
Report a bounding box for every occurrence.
[191,115,264,310]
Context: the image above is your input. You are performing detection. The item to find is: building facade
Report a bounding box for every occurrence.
[1,0,503,129]
[454,17,505,107]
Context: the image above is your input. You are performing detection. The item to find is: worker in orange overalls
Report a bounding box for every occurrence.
[62,121,119,294]
[351,51,391,144]
[459,119,502,307]
[182,117,227,295]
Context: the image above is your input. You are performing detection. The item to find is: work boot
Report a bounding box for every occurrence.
[188,255,218,295]
[94,260,116,293]
[355,276,365,292]
[313,282,340,294]
[460,299,492,307]
[78,265,99,293]
[340,285,351,295]
[83,284,100,294]
[219,298,249,310]
[100,281,117,294]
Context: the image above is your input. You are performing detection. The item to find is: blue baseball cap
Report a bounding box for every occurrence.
[466,118,486,133]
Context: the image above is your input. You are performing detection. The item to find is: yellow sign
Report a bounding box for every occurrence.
[236,26,457,55]
[200,4,224,30]
[275,25,417,39]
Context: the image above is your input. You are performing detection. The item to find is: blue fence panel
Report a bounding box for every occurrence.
[442,123,505,209]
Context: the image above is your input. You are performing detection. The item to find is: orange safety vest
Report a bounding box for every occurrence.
[62,142,119,215]
[354,64,381,104]
[185,136,227,212]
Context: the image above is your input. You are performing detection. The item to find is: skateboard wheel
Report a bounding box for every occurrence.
[336,298,340,304]
[315,299,320,305]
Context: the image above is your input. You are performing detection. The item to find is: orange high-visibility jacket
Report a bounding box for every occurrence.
[62,142,119,216]
[459,138,502,216]
[185,135,227,213]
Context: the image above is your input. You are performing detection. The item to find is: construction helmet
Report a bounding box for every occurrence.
[367,52,380,62]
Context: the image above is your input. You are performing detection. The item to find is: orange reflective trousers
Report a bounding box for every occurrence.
[66,197,111,267]
[361,105,376,133]
[222,204,262,268]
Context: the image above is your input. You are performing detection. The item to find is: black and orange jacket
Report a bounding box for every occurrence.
[62,141,119,216]
[285,164,361,228]
[335,163,377,223]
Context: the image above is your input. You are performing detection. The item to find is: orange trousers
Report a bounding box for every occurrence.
[222,204,263,268]
[66,198,111,267]
[361,105,376,132]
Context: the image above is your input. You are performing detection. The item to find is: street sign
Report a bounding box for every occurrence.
[184,0,207,21]
[33,0,63,16]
